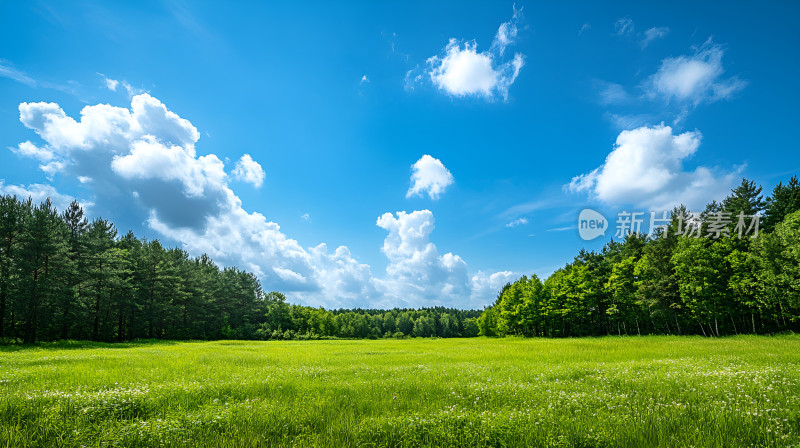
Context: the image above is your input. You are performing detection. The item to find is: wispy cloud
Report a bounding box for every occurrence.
[0,60,80,96]
[614,17,634,36]
[499,198,554,220]
[547,226,575,232]
[0,61,36,87]
[640,27,670,48]
[646,38,746,105]
[505,217,528,228]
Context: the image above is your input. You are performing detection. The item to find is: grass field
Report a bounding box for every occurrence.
[1,336,798,447]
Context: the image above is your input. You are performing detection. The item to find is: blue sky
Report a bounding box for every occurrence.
[1,1,798,309]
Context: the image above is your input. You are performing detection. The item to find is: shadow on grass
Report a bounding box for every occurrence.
[0,339,181,353]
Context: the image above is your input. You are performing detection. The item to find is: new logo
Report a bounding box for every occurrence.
[578,209,607,241]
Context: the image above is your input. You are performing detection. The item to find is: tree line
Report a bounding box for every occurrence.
[0,197,270,343]
[257,298,481,340]
[478,176,800,337]
[3,175,798,343]
[0,195,479,342]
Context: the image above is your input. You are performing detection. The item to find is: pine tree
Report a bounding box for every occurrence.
[18,199,69,343]
[0,196,29,339]
[723,178,766,216]
[59,200,88,339]
[763,176,800,231]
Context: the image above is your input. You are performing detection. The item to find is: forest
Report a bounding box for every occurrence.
[0,195,479,342]
[1,175,798,343]
[479,176,800,337]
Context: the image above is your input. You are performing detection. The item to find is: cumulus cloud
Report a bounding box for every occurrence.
[232,154,265,188]
[424,9,524,100]
[376,210,471,307]
[471,270,515,304]
[647,39,747,105]
[12,94,508,309]
[375,211,514,308]
[406,155,454,200]
[567,125,738,210]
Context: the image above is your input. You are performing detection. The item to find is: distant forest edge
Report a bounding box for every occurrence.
[480,176,800,337]
[0,175,799,343]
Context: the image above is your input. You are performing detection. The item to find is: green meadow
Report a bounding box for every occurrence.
[1,336,798,447]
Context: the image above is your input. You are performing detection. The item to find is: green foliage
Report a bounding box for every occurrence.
[481,175,800,338]
[0,195,268,342]
[4,174,800,343]
[764,175,800,231]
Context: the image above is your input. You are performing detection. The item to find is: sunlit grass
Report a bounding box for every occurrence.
[1,336,798,447]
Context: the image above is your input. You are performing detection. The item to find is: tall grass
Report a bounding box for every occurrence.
[1,336,798,447]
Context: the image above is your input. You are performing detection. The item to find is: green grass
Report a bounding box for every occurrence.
[1,336,799,447]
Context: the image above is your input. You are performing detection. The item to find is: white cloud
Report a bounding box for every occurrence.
[578,23,591,36]
[425,9,524,100]
[406,155,454,200]
[615,17,634,36]
[640,27,669,48]
[360,75,369,84]
[376,210,486,308]
[491,7,522,56]
[104,77,119,91]
[505,217,528,228]
[547,226,575,232]
[567,124,738,210]
[471,270,515,304]
[1,60,78,95]
[12,140,55,162]
[301,213,311,222]
[232,154,265,188]
[647,39,746,105]
[597,81,631,105]
[0,61,36,87]
[403,68,424,91]
[12,93,508,309]
[0,181,88,213]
